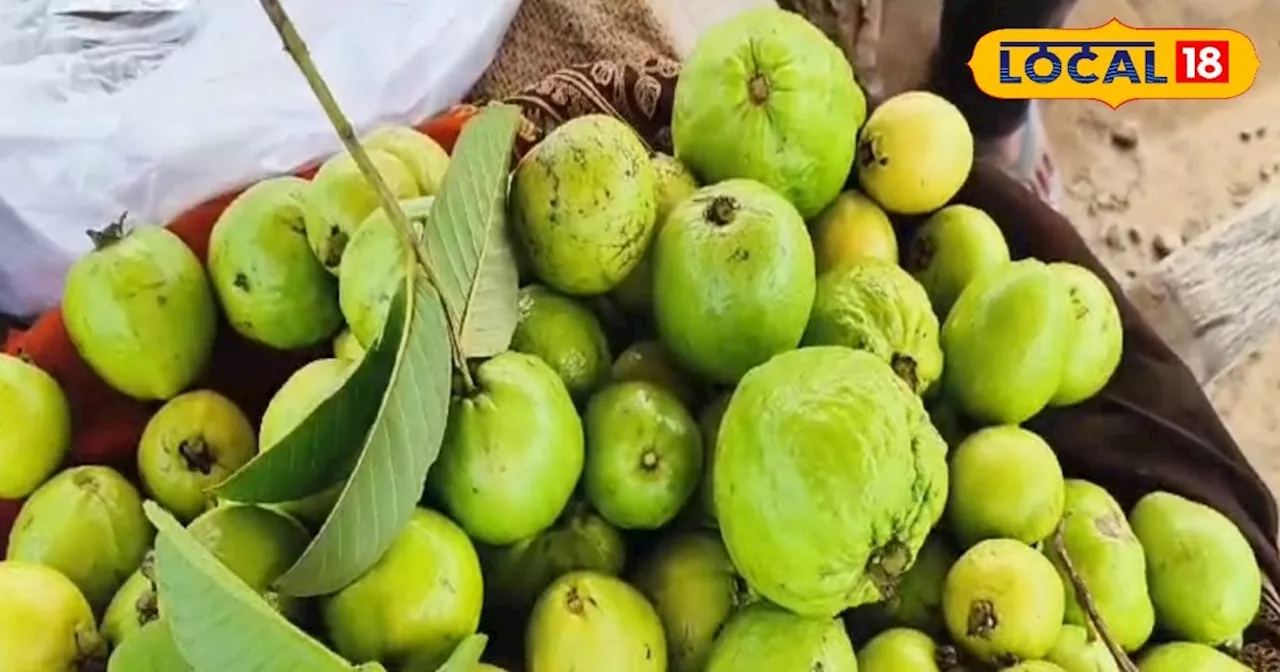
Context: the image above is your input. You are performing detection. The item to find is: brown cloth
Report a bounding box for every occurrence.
[492,57,1280,668]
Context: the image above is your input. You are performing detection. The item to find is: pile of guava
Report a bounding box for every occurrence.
[0,6,1267,672]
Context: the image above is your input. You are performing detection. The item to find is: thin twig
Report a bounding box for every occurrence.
[1051,525,1139,672]
[258,0,476,392]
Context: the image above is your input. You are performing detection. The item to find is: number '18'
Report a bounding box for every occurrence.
[1180,44,1224,81]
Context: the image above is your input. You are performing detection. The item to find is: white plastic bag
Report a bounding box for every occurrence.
[0,0,521,318]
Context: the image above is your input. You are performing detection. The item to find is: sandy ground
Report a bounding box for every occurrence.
[653,0,1280,493]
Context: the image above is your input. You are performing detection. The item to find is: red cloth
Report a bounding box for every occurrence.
[0,106,479,549]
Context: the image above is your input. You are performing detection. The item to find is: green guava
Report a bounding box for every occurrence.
[427,352,583,545]
[653,179,816,385]
[696,392,730,527]
[856,91,974,215]
[338,196,433,347]
[803,260,944,395]
[1046,624,1119,672]
[509,114,657,295]
[704,602,858,672]
[481,500,626,615]
[7,465,154,612]
[1045,479,1154,652]
[672,7,865,219]
[904,204,1010,317]
[137,389,257,522]
[0,354,70,499]
[883,533,958,636]
[333,328,366,361]
[101,566,157,647]
[308,148,420,273]
[1137,642,1250,672]
[324,507,483,670]
[631,531,755,672]
[857,627,957,672]
[208,176,343,350]
[1005,662,1068,672]
[1048,263,1123,406]
[612,153,701,314]
[0,560,107,672]
[810,189,900,274]
[510,284,612,400]
[525,570,666,672]
[940,258,1072,424]
[362,125,451,196]
[188,504,311,622]
[947,426,1065,547]
[584,381,702,530]
[715,346,948,617]
[610,340,701,409]
[63,222,216,401]
[1129,491,1261,645]
[943,538,1065,665]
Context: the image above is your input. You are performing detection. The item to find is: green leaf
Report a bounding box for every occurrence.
[144,502,355,672]
[107,620,193,672]
[424,103,522,358]
[276,271,452,596]
[435,634,489,672]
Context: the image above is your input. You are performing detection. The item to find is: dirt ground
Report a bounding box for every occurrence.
[654,0,1280,493]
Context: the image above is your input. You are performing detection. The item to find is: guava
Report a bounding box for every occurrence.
[188,504,311,622]
[1048,263,1123,406]
[883,533,958,636]
[857,627,957,672]
[1137,642,1250,671]
[0,354,70,499]
[584,381,703,530]
[63,221,216,401]
[672,7,864,219]
[7,465,154,612]
[704,602,858,672]
[715,346,948,617]
[1046,624,1119,672]
[811,190,899,274]
[612,153,701,313]
[427,352,583,545]
[324,507,483,670]
[1045,480,1154,652]
[308,148,420,273]
[696,392,730,526]
[1129,491,1261,645]
[943,538,1065,665]
[940,258,1072,424]
[101,566,157,647]
[509,114,657,295]
[653,179,816,384]
[481,500,626,615]
[904,204,1010,317]
[631,531,755,672]
[525,570,666,672]
[338,196,433,347]
[208,176,343,350]
[947,426,1065,547]
[803,260,944,395]
[333,328,366,361]
[610,339,701,409]
[856,91,974,215]
[0,560,107,672]
[1005,663,1068,672]
[362,125,451,196]
[137,390,257,522]
[510,284,612,400]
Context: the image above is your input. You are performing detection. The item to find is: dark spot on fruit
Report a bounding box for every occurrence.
[890,354,920,391]
[994,653,1020,668]
[1094,512,1130,539]
[565,587,585,615]
[967,599,998,639]
[705,196,739,226]
[72,469,100,493]
[906,234,936,272]
[645,646,652,660]
[157,295,167,307]
[730,247,750,263]
[136,587,159,625]
[812,662,825,672]
[288,215,307,235]
[234,272,251,292]
[935,644,961,668]
[178,437,217,475]
[866,539,913,598]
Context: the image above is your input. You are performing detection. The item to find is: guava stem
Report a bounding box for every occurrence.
[84,212,131,251]
[178,438,216,475]
[705,196,739,227]
[1050,525,1139,672]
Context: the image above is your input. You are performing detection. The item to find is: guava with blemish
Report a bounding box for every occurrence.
[856,91,974,215]
[904,204,1010,317]
[525,570,666,672]
[7,465,154,612]
[509,114,657,296]
[857,627,958,672]
[0,353,71,499]
[1049,262,1123,406]
[804,259,944,395]
[208,176,342,350]
[510,284,613,400]
[338,196,433,347]
[63,220,216,401]
[101,565,157,648]
[612,152,701,313]
[308,148,420,273]
[715,346,948,617]
[704,602,858,672]
[0,560,107,672]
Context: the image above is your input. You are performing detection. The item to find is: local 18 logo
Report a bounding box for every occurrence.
[969,18,1260,108]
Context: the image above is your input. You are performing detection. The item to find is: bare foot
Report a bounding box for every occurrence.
[976,101,1064,209]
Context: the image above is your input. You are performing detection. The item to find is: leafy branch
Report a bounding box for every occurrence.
[1050,524,1139,672]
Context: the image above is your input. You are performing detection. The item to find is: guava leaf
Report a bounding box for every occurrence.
[106,620,193,672]
[144,502,355,672]
[435,634,489,672]
[275,270,452,596]
[423,103,522,359]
